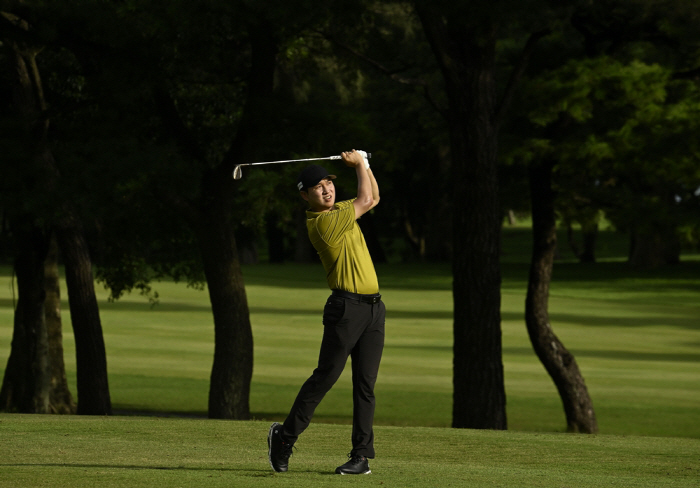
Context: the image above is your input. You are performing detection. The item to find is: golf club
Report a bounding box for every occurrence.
[232,152,371,180]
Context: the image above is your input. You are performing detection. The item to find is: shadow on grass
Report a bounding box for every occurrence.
[240,260,700,292]
[7,296,694,330]
[388,309,700,329]
[503,346,700,362]
[384,343,700,363]
[0,298,326,316]
[251,412,353,424]
[110,409,356,426]
[3,260,698,293]
[546,311,700,330]
[0,463,326,476]
[112,409,207,418]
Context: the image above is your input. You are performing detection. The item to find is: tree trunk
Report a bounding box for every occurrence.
[418,9,506,430]
[566,220,598,263]
[5,22,111,416]
[0,225,50,413]
[44,232,76,414]
[199,169,253,420]
[580,222,598,263]
[526,160,598,433]
[197,26,279,420]
[266,213,286,263]
[357,213,387,264]
[56,218,112,415]
[629,227,680,268]
[294,207,316,263]
[151,26,278,419]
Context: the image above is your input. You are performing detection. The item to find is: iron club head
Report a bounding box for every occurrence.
[232,165,243,180]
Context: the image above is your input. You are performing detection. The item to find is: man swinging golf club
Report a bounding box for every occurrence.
[268,149,385,475]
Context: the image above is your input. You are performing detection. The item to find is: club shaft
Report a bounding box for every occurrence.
[244,155,342,167]
[233,152,371,180]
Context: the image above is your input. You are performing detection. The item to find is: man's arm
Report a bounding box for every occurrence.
[367,168,380,208]
[341,150,378,219]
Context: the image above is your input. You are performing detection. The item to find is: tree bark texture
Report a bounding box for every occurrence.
[418,9,506,430]
[526,160,598,433]
[55,218,112,415]
[153,88,256,420]
[0,225,51,413]
[198,175,253,419]
[44,233,77,414]
[197,27,279,419]
[5,21,111,415]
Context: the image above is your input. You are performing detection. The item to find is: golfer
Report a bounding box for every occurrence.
[268,149,385,475]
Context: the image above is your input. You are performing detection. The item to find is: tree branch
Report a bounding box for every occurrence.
[149,83,202,222]
[318,30,425,86]
[495,28,551,128]
[316,29,448,120]
[152,83,207,165]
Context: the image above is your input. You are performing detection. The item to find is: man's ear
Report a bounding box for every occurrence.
[300,191,309,202]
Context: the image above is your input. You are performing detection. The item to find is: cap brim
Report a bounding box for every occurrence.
[301,175,337,191]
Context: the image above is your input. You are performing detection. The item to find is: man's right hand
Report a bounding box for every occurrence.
[341,150,365,168]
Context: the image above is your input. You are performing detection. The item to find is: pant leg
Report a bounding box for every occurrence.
[350,300,386,458]
[283,295,360,442]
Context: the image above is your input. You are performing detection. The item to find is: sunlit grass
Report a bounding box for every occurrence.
[1,415,698,488]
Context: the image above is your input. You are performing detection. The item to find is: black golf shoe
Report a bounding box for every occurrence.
[268,422,294,472]
[335,453,371,475]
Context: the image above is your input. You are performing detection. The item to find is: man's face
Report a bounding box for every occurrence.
[301,177,335,212]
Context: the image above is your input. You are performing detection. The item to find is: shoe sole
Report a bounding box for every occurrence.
[338,470,371,475]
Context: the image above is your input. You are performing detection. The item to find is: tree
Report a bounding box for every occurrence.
[414,0,559,429]
[526,153,598,433]
[516,55,700,268]
[504,0,700,430]
[0,10,107,414]
[0,223,50,413]
[1,230,77,414]
[564,0,700,267]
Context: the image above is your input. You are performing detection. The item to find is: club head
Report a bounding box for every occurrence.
[232,165,243,180]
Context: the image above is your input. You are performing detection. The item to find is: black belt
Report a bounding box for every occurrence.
[332,289,382,304]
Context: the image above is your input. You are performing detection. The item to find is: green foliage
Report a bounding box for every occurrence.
[506,34,700,254]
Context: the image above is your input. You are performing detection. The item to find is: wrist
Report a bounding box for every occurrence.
[357,150,370,169]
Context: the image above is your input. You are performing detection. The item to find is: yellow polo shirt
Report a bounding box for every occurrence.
[306,199,379,294]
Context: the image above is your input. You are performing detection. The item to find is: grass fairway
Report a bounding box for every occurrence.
[1,415,698,487]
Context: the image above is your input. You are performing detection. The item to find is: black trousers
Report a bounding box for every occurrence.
[282,293,386,458]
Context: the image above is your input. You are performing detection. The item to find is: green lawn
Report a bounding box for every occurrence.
[1,415,698,487]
